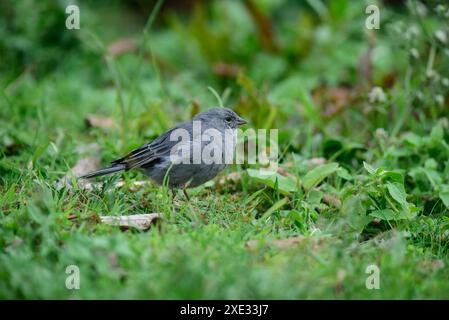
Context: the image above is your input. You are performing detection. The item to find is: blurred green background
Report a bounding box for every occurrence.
[1,0,449,299]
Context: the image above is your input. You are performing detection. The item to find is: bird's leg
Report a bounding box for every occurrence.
[183,188,190,201]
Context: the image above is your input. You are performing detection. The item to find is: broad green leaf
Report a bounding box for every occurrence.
[422,167,442,188]
[0,184,16,207]
[251,53,287,85]
[405,203,419,219]
[386,182,407,207]
[247,169,299,195]
[337,167,353,180]
[370,207,415,220]
[363,161,376,174]
[424,158,438,170]
[363,161,376,175]
[298,88,322,130]
[369,204,419,220]
[370,209,396,220]
[381,171,404,184]
[267,76,316,113]
[439,188,449,209]
[27,203,44,224]
[308,190,323,205]
[403,132,422,147]
[363,162,389,176]
[341,195,370,232]
[303,162,339,190]
[430,122,444,142]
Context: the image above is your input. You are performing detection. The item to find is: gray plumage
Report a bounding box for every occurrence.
[80,108,247,189]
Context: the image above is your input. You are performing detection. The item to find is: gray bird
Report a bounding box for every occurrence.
[80,108,247,198]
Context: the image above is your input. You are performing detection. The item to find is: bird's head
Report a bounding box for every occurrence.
[194,107,247,130]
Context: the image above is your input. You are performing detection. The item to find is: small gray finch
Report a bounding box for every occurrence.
[80,108,247,198]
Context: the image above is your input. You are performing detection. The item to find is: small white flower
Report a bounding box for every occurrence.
[368,87,387,103]
[375,128,388,139]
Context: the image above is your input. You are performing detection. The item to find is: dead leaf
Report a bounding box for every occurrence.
[213,61,242,78]
[381,72,397,88]
[246,236,305,250]
[277,167,295,178]
[106,38,137,58]
[72,157,101,176]
[218,172,241,185]
[323,193,342,208]
[191,100,200,118]
[85,115,116,130]
[417,259,445,273]
[69,179,152,192]
[100,213,161,231]
[115,180,151,192]
[75,142,100,155]
[56,156,101,190]
[6,238,24,250]
[305,157,327,168]
[357,48,373,87]
[313,86,355,119]
[335,269,346,296]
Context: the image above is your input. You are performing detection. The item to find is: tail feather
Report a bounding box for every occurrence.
[79,164,126,179]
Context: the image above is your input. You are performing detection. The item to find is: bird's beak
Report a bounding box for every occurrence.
[236,116,248,126]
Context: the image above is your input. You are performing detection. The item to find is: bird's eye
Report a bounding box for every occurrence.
[225,117,232,123]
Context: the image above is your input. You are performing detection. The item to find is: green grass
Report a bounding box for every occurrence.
[1,0,449,299]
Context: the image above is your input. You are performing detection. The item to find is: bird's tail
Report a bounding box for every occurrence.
[79,164,126,179]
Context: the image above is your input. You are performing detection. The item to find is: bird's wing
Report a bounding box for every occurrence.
[111,121,194,169]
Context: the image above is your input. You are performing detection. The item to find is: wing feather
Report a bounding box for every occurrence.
[110,121,193,169]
